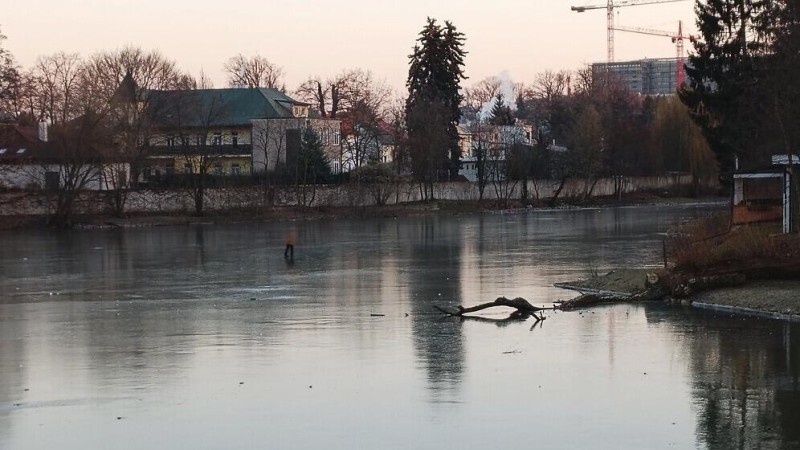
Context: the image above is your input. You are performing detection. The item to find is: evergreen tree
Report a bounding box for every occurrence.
[298,126,331,185]
[681,0,800,230]
[680,0,774,174]
[0,27,19,113]
[489,93,514,125]
[406,17,467,181]
[515,93,535,123]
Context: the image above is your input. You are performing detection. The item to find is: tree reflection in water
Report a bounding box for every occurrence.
[675,312,800,449]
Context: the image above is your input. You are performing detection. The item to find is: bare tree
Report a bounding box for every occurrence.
[197,68,214,89]
[572,66,600,98]
[224,54,284,89]
[252,118,292,205]
[295,68,391,122]
[45,112,114,227]
[3,69,38,122]
[79,47,195,215]
[31,52,84,124]
[532,70,570,103]
[463,77,502,123]
[486,127,522,207]
[467,122,491,200]
[294,76,335,118]
[567,104,605,201]
[336,69,391,114]
[334,69,393,171]
[384,95,408,172]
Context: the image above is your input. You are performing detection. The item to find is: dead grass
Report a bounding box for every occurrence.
[667,214,800,277]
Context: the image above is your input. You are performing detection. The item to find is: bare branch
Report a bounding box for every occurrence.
[224,54,284,89]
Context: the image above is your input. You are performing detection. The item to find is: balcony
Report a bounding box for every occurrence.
[149,144,253,157]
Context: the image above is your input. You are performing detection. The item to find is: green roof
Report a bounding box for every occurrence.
[146,88,308,128]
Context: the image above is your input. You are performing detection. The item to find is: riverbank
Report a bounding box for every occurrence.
[0,191,726,230]
[691,280,800,321]
[557,269,800,322]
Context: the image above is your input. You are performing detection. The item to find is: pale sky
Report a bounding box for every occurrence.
[4,0,698,94]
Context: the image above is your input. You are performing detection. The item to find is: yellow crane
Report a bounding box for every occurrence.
[571,0,690,63]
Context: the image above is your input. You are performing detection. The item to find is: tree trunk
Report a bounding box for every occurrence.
[548,177,567,206]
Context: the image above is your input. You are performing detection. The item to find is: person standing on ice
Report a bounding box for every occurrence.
[284,227,296,260]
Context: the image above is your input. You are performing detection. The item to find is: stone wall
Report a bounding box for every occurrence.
[0,174,712,216]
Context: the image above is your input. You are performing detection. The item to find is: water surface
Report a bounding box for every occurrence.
[1,204,798,449]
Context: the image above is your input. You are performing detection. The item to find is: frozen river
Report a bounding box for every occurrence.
[1,204,798,449]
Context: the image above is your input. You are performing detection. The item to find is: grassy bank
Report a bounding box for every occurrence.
[667,214,800,278]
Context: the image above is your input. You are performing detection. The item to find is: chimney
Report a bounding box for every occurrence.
[38,121,48,142]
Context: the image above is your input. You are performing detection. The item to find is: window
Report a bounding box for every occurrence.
[214,164,223,176]
[183,163,192,174]
[293,106,309,117]
[166,163,175,176]
[196,133,205,146]
[116,170,128,188]
[166,135,175,147]
[231,131,239,148]
[333,132,340,146]
[44,171,59,190]
[181,136,190,147]
[212,132,222,146]
[334,161,340,174]
[231,164,241,176]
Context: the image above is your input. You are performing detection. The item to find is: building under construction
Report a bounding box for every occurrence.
[591,57,684,95]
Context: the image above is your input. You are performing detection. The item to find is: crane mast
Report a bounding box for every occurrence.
[571,0,690,63]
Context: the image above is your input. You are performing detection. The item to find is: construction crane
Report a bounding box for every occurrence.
[571,0,689,63]
[612,20,698,86]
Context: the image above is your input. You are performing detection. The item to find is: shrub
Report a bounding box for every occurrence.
[667,214,799,275]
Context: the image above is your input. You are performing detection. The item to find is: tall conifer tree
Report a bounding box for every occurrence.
[682,0,800,230]
[680,0,773,173]
[406,18,466,182]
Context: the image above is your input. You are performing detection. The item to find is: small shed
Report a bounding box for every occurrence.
[732,155,797,233]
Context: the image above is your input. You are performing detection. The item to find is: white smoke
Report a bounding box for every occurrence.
[477,70,517,122]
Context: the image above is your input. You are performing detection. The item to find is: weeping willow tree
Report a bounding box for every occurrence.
[652,97,718,196]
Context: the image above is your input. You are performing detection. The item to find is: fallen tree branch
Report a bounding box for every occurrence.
[434,296,548,321]
[555,291,638,310]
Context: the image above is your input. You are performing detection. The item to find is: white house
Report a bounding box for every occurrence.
[0,123,130,191]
